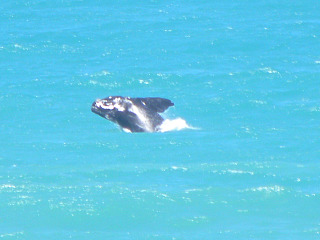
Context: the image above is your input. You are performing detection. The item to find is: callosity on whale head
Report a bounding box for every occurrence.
[91,96,126,120]
[91,96,174,132]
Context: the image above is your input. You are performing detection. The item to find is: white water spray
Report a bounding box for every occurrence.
[157,118,196,132]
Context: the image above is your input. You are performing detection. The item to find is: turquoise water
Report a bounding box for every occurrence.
[1,0,320,239]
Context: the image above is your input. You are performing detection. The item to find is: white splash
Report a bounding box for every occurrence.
[158,118,195,132]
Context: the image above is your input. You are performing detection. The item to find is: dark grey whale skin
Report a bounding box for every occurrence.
[91,96,174,132]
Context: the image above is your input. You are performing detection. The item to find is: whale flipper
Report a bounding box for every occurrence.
[134,98,174,113]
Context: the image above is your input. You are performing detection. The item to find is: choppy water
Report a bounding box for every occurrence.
[1,0,320,239]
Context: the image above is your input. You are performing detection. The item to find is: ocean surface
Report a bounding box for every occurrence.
[1,0,320,239]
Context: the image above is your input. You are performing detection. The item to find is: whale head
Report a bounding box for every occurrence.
[91,96,128,120]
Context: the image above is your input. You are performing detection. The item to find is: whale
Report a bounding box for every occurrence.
[91,96,174,132]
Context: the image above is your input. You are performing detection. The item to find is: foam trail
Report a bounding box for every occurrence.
[158,118,196,132]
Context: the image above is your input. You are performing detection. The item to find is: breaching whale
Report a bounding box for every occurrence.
[91,96,174,132]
